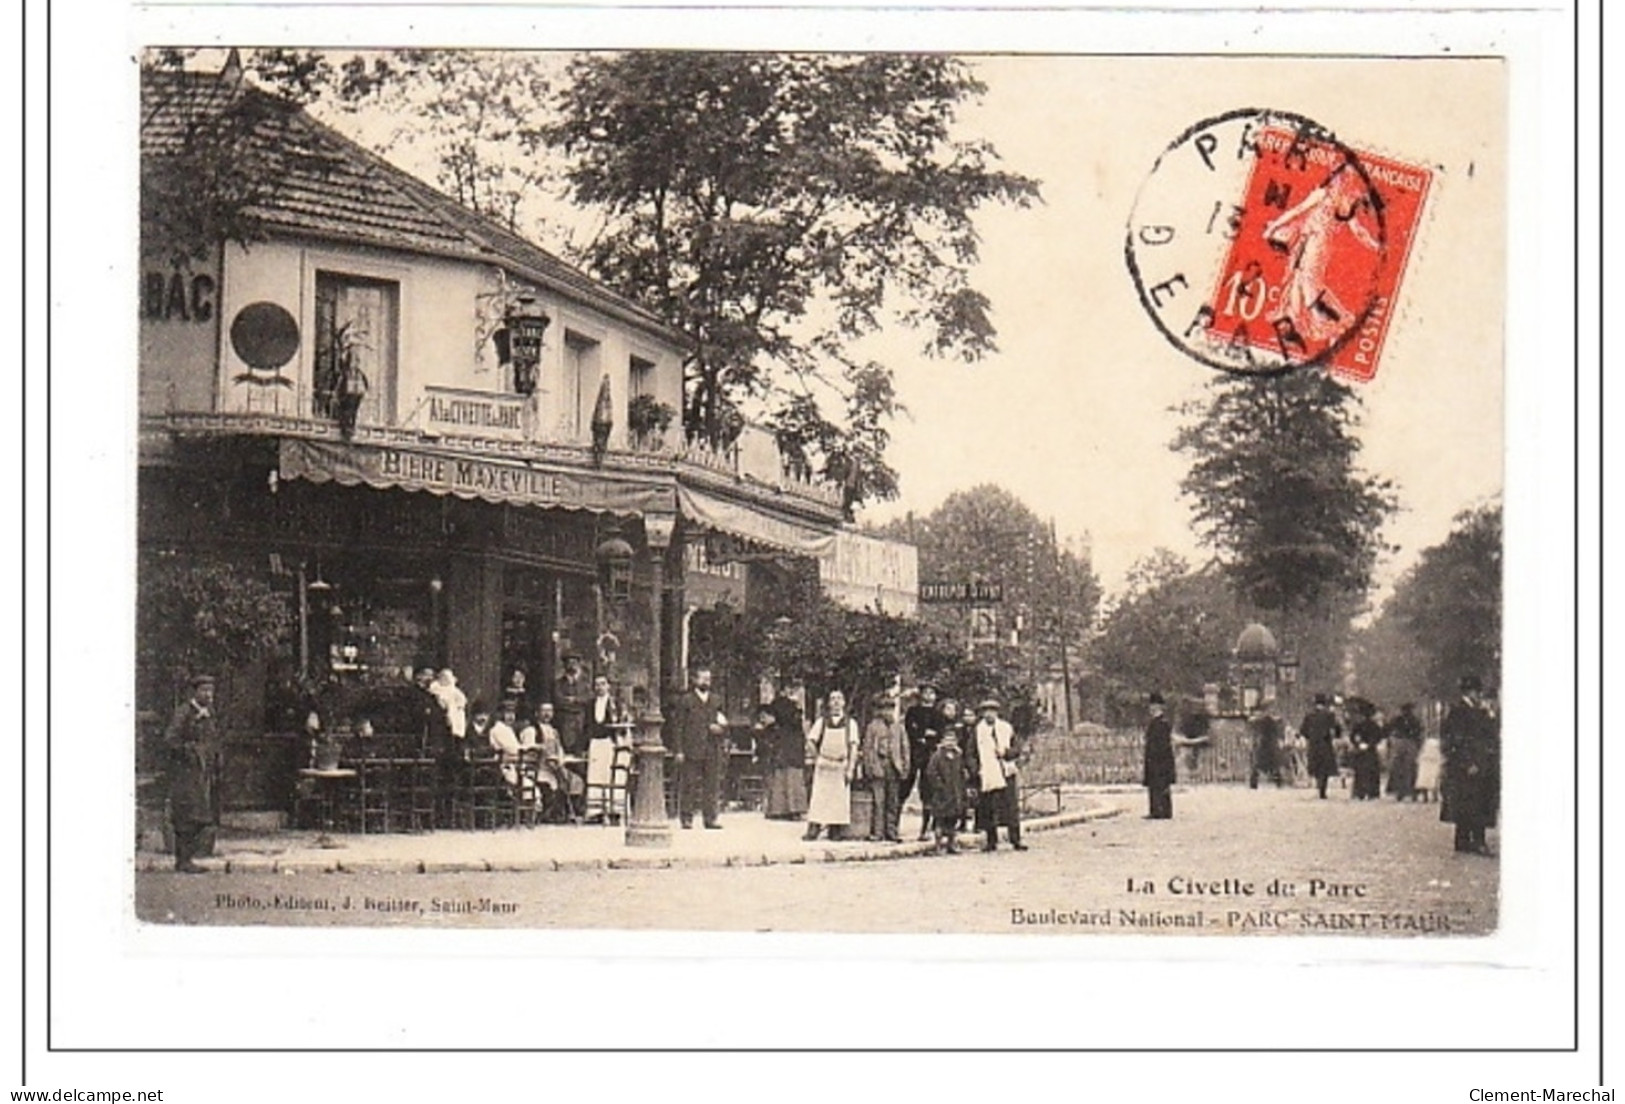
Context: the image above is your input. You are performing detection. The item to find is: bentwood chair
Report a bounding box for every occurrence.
[583,742,634,825]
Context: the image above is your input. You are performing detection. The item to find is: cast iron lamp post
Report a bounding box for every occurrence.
[623,516,675,847]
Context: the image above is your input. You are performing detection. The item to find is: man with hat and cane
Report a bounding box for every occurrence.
[1441,675,1499,855]
[1142,692,1176,820]
[164,673,221,873]
[966,697,1027,851]
[1300,693,1344,800]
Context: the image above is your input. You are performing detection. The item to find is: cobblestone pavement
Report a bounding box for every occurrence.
[135,785,1497,937]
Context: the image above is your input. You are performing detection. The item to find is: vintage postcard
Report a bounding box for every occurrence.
[126,46,1510,944]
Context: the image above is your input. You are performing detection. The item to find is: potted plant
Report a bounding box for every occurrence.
[627,394,676,450]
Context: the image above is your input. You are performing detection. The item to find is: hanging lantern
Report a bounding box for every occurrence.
[595,524,635,604]
[505,294,550,395]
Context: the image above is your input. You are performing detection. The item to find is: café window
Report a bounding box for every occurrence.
[314,272,398,428]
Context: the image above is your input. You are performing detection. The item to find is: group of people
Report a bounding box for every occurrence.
[685,677,1029,854]
[1139,675,1501,856]
[414,657,629,823]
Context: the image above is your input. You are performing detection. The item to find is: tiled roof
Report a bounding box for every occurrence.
[140,68,677,339]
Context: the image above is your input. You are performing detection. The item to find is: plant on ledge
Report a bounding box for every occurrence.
[627,393,676,450]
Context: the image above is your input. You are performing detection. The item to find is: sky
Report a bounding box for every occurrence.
[300,51,1507,598]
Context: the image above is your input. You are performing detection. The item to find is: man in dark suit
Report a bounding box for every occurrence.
[1142,691,1175,820]
[1299,693,1343,799]
[671,666,728,829]
[164,674,221,873]
[1441,675,1499,855]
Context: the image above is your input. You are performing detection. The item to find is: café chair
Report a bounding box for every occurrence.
[583,742,633,825]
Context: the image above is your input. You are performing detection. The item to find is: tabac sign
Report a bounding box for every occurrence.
[278,438,674,515]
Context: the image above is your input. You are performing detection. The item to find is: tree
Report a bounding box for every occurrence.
[872,485,1100,677]
[1374,501,1502,698]
[137,550,293,701]
[1089,551,1239,705]
[1172,369,1397,612]
[546,52,1041,509]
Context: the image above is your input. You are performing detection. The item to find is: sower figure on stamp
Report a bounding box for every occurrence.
[164,673,221,873]
[862,691,909,843]
[672,666,728,830]
[1300,693,1343,799]
[1142,691,1175,820]
[1440,675,1499,856]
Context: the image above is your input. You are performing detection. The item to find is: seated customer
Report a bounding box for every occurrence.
[489,700,524,786]
[533,702,584,822]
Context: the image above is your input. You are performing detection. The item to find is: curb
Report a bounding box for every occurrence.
[140,802,1124,876]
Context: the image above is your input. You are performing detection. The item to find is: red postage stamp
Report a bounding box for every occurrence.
[1126,109,1433,382]
[1204,127,1432,382]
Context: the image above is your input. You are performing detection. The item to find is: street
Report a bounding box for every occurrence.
[136,785,1497,936]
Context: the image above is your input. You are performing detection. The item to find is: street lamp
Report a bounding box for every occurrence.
[505,294,550,396]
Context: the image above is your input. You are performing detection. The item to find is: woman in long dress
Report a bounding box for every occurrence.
[757,681,808,820]
[802,691,860,841]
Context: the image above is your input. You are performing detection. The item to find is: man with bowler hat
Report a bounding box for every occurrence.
[1300,693,1343,799]
[164,674,220,873]
[1142,691,1175,820]
[672,666,728,829]
[1441,675,1499,855]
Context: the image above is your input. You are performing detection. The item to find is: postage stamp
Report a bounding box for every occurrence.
[1126,108,1432,381]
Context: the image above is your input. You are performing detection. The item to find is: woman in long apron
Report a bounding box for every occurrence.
[803,691,859,841]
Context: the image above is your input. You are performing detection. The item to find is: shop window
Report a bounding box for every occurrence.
[314,272,398,429]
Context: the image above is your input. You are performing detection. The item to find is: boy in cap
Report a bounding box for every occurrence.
[923,726,967,853]
[164,674,220,873]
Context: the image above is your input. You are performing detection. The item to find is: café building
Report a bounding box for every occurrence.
[138,63,845,815]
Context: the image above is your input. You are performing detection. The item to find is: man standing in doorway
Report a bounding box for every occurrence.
[672,666,728,830]
[1142,691,1175,820]
[553,653,589,756]
[164,673,220,873]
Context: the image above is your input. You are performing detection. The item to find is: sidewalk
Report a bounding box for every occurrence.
[137,793,1124,875]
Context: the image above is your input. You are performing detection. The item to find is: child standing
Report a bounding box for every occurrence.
[924,729,968,854]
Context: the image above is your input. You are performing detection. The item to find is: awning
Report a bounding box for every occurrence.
[677,483,837,558]
[279,437,675,515]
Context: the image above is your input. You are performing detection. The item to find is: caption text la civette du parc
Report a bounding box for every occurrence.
[1010,876,1454,932]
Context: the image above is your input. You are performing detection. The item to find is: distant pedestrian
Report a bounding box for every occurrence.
[967,698,1026,851]
[1441,675,1499,855]
[1385,702,1424,800]
[1247,702,1285,789]
[1416,726,1443,803]
[862,692,910,843]
[164,673,220,873]
[923,729,967,854]
[1347,699,1384,800]
[803,691,861,842]
[1142,691,1175,820]
[1300,693,1343,799]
